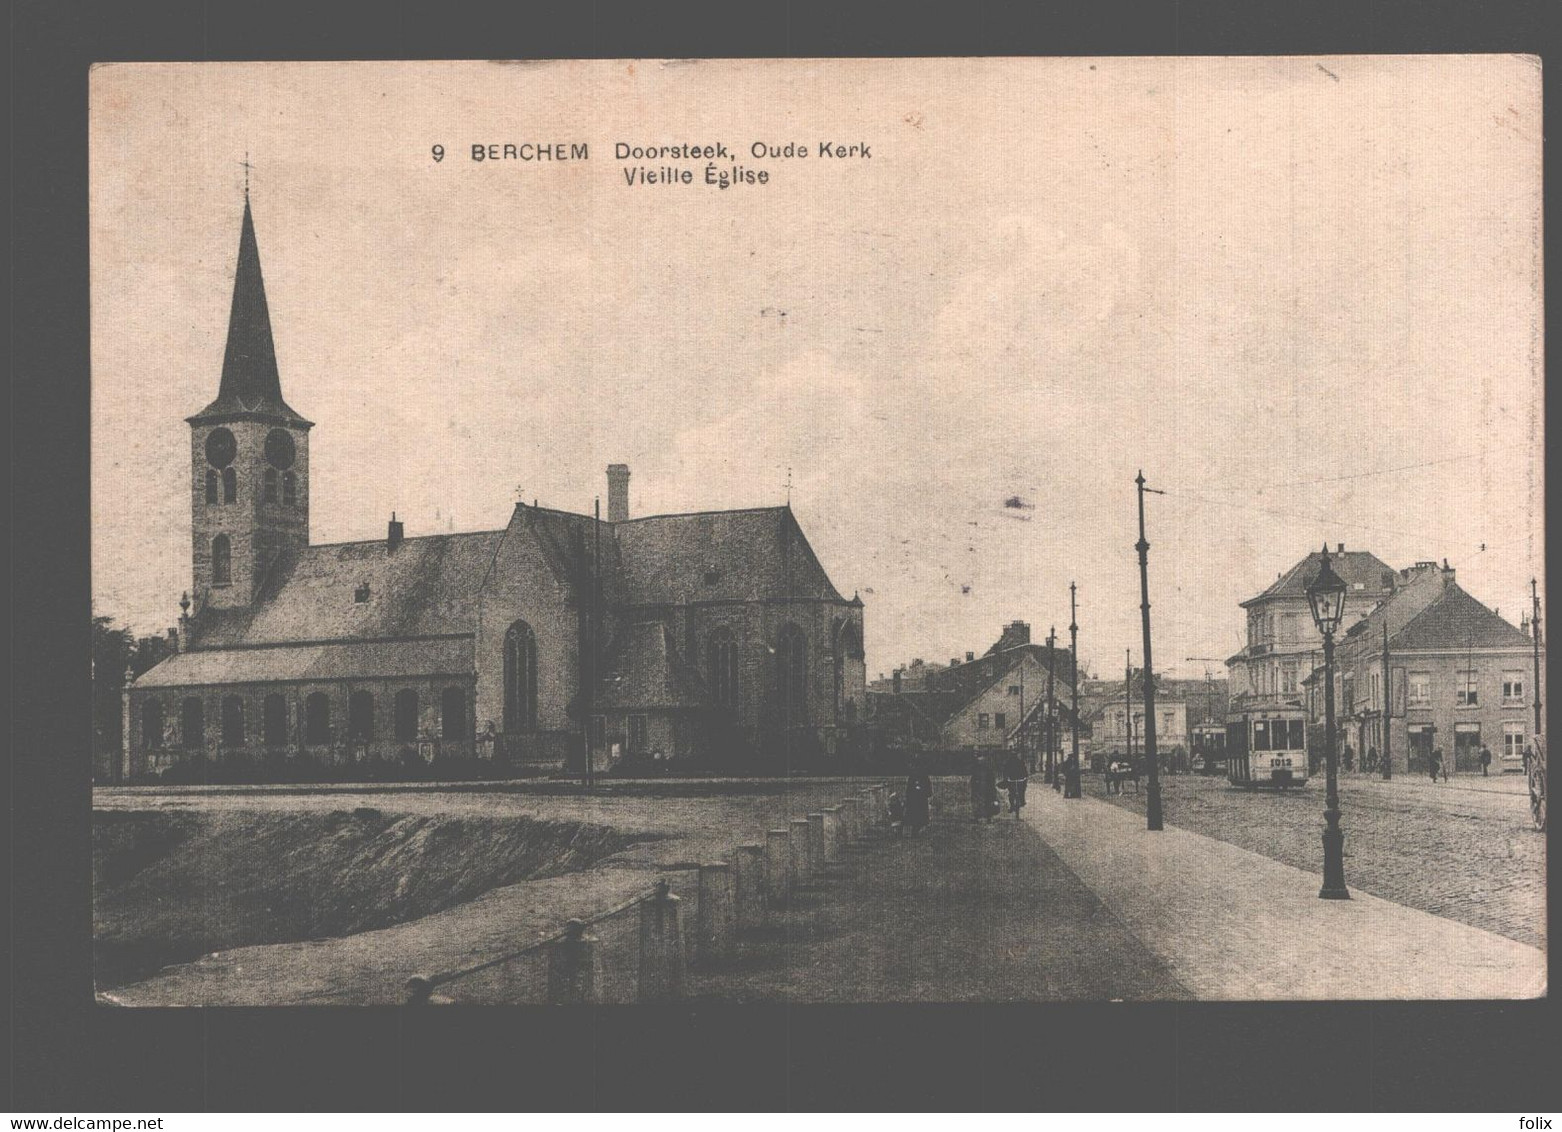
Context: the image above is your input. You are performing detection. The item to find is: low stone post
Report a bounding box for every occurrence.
[823,806,843,863]
[546,919,602,1004]
[789,818,813,883]
[636,879,685,1003]
[765,829,792,907]
[695,862,734,965]
[732,843,765,929]
[807,812,827,871]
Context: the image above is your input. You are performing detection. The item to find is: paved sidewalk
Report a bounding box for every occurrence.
[1026,787,1545,1000]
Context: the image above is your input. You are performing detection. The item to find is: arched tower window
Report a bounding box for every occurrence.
[211,535,232,586]
[708,627,739,709]
[349,690,375,741]
[221,466,237,503]
[263,694,288,748]
[394,689,420,741]
[442,686,466,741]
[503,620,539,733]
[221,695,245,746]
[181,698,204,750]
[264,468,279,503]
[304,692,331,744]
[141,700,165,749]
[205,470,219,504]
[282,472,297,506]
[775,623,808,727]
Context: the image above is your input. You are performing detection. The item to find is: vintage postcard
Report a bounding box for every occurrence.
[89,57,1544,1005]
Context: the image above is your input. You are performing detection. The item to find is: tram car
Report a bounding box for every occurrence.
[1226,708,1310,788]
[1190,723,1228,774]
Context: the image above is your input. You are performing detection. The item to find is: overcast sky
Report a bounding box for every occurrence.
[90,57,1543,679]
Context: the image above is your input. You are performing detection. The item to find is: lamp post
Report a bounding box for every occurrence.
[1043,627,1057,785]
[1307,544,1350,900]
[1135,472,1164,831]
[1066,582,1082,799]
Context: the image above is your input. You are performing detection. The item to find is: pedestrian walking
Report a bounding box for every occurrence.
[1343,742,1355,772]
[1366,745,1378,774]
[970,753,999,823]
[904,764,932,836]
[1430,747,1445,782]
[1001,748,1028,817]
[1479,744,1492,777]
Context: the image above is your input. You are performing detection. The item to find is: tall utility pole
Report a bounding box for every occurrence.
[1380,622,1393,780]
[1532,578,1544,737]
[1045,627,1058,789]
[1135,471,1165,831]
[1066,582,1082,798]
[1125,650,1135,763]
[585,498,600,789]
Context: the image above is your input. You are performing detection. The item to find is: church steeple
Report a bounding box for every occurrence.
[189,191,308,426]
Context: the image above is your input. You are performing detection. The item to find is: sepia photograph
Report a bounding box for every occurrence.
[86,56,1544,1009]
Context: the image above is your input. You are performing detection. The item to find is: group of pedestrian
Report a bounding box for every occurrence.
[965,750,1027,823]
[888,761,933,837]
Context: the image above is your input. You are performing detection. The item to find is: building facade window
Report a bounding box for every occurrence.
[211,535,232,586]
[1409,672,1431,705]
[502,620,538,733]
[1278,613,1299,644]
[394,689,419,742]
[1280,663,1299,694]
[1456,670,1479,707]
[205,470,219,504]
[978,713,990,729]
[142,700,164,749]
[628,714,648,754]
[708,627,739,710]
[349,690,375,742]
[441,686,466,741]
[994,713,1006,731]
[264,468,279,503]
[221,695,245,746]
[263,694,288,748]
[181,698,204,750]
[1008,685,1021,696]
[1503,722,1526,760]
[282,471,296,506]
[774,623,808,726]
[221,466,237,504]
[305,692,331,744]
[1503,672,1525,704]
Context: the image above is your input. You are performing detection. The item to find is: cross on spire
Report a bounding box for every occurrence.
[240,152,253,196]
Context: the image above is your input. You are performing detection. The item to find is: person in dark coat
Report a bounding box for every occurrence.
[1429,747,1444,782]
[1001,748,1028,816]
[1479,744,1492,777]
[904,765,932,836]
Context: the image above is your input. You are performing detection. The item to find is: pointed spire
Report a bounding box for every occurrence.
[189,190,309,426]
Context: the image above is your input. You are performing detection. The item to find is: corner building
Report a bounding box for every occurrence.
[124,195,865,778]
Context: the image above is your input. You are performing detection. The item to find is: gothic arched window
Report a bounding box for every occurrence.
[304,692,331,744]
[349,690,375,741]
[394,689,419,741]
[442,686,467,741]
[141,700,164,749]
[221,695,245,746]
[708,627,739,709]
[264,468,279,503]
[503,620,538,733]
[221,466,237,503]
[775,623,808,727]
[205,470,219,504]
[211,535,232,586]
[282,471,297,506]
[263,694,288,748]
[181,698,204,750]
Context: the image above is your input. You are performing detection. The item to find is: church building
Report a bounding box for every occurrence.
[123,194,867,779]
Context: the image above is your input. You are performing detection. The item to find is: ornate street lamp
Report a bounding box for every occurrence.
[1306,544,1350,900]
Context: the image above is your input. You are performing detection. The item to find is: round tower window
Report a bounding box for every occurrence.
[264,429,296,470]
[205,427,236,468]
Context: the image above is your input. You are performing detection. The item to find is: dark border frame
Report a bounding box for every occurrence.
[12,0,1558,1112]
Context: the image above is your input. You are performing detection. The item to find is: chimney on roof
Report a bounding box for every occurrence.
[951,657,959,668]
[1337,543,1345,553]
[607,464,630,523]
[892,670,902,694]
[965,651,975,662]
[387,513,404,552]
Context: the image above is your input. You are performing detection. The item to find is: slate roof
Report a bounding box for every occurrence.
[190,531,504,648]
[189,196,310,427]
[1241,549,1396,607]
[133,638,473,688]
[614,506,845,606]
[594,622,711,711]
[1389,584,1534,652]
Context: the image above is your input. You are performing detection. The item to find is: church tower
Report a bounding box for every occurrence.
[187,191,313,610]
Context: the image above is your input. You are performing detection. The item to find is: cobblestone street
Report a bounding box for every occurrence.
[1082,770,1544,947]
